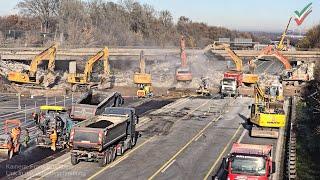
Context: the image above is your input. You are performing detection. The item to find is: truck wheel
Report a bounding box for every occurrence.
[71,154,79,165]
[131,134,137,147]
[107,150,113,164]
[112,147,117,161]
[8,149,14,160]
[99,153,108,167]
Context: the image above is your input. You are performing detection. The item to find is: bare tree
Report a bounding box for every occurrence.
[17,0,60,32]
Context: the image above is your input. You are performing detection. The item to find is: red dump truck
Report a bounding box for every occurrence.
[213,143,275,180]
[70,90,124,120]
[69,107,138,167]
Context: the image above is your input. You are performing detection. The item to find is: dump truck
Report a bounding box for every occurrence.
[35,106,76,151]
[220,71,242,97]
[0,120,22,159]
[213,143,275,180]
[69,107,138,167]
[70,90,124,120]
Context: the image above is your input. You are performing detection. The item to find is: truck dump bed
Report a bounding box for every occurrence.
[72,114,129,151]
[70,90,123,120]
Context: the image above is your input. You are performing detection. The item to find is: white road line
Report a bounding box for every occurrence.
[161,159,176,173]
[237,129,247,143]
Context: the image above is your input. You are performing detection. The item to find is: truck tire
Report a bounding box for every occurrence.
[107,150,113,164]
[99,153,107,167]
[71,154,79,165]
[111,147,117,161]
[131,133,137,147]
[8,149,13,160]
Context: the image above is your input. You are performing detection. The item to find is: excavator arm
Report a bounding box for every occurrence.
[180,36,187,67]
[83,47,109,80]
[207,42,243,71]
[259,45,292,70]
[29,44,58,76]
[139,50,146,74]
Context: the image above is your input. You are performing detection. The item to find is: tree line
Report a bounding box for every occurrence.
[0,0,255,48]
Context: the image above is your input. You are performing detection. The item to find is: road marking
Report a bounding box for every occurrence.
[27,156,71,179]
[237,128,247,143]
[148,114,223,180]
[203,125,242,180]
[87,137,154,180]
[194,133,204,142]
[161,159,176,173]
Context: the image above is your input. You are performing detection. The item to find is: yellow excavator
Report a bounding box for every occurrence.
[209,43,259,85]
[67,47,110,91]
[249,83,286,138]
[277,17,292,51]
[133,50,152,97]
[7,44,58,87]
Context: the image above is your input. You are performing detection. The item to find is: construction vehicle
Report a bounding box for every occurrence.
[35,106,76,151]
[277,17,292,51]
[70,90,124,120]
[196,77,210,96]
[69,107,138,167]
[133,50,153,97]
[67,47,110,91]
[0,120,22,159]
[213,143,275,180]
[176,36,192,82]
[249,84,286,138]
[7,44,58,87]
[255,45,314,91]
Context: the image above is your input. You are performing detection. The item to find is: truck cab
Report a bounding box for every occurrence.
[220,77,238,97]
[214,143,275,180]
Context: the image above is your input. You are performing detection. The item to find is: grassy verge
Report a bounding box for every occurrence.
[296,100,320,179]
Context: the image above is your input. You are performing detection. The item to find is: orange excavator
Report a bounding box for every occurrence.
[0,120,22,159]
[250,45,313,88]
[176,36,192,82]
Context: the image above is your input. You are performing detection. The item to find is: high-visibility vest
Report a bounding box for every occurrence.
[50,130,57,142]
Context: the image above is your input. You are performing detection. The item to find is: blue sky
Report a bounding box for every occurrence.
[1,0,319,32]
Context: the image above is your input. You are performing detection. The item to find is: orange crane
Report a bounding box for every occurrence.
[176,36,192,82]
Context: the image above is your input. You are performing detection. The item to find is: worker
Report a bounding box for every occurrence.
[11,127,21,146]
[24,129,30,148]
[32,112,39,124]
[50,129,57,151]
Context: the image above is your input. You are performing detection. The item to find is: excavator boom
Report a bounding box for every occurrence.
[7,44,58,84]
[67,47,109,86]
[260,45,292,70]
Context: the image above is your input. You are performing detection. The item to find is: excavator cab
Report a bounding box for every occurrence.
[0,120,22,159]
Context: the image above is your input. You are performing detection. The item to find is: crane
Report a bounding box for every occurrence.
[7,44,58,86]
[277,17,292,51]
[67,47,110,91]
[133,50,152,97]
[176,36,192,82]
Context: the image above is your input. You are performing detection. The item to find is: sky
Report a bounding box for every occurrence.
[1,0,320,32]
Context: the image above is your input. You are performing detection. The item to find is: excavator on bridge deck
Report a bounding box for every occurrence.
[176,36,192,83]
[7,44,58,88]
[67,47,110,91]
[249,83,286,138]
[133,50,153,97]
[208,43,259,97]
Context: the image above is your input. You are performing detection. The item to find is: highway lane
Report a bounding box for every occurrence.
[15,97,219,179]
[18,97,255,180]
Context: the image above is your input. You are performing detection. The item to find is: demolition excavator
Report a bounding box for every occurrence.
[67,47,110,91]
[208,43,259,97]
[249,83,286,138]
[176,36,192,82]
[0,120,22,159]
[7,44,58,87]
[133,50,153,97]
